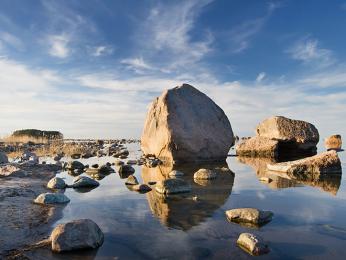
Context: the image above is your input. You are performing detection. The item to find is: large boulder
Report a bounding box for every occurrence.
[267,151,341,175]
[0,152,8,164]
[50,219,104,252]
[141,84,234,164]
[256,116,319,151]
[34,193,70,204]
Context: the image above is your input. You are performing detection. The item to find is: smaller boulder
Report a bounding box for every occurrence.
[50,219,104,252]
[131,184,152,193]
[237,233,269,256]
[193,169,217,180]
[126,160,137,165]
[225,208,273,226]
[72,176,100,188]
[325,134,342,151]
[34,193,70,205]
[66,161,85,171]
[0,165,27,178]
[118,165,135,175]
[155,179,191,195]
[47,177,66,189]
[236,136,279,157]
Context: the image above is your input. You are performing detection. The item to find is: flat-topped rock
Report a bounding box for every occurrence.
[237,233,269,256]
[155,178,191,195]
[256,116,319,151]
[141,84,234,164]
[236,136,279,157]
[225,208,273,226]
[267,151,341,175]
[34,193,70,204]
[50,219,104,252]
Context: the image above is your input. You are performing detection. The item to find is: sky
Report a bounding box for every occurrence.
[0,0,346,139]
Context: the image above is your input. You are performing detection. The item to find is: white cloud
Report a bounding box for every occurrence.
[92,45,113,57]
[121,57,154,73]
[256,72,266,83]
[287,37,335,67]
[47,34,70,58]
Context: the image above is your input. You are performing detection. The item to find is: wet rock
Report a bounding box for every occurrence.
[225,208,273,226]
[66,161,85,171]
[155,178,191,195]
[325,134,342,151]
[125,175,139,185]
[169,170,184,177]
[193,169,217,180]
[71,153,81,159]
[72,176,100,188]
[98,164,114,174]
[50,219,104,252]
[34,193,70,204]
[47,177,66,189]
[0,151,9,164]
[91,164,99,168]
[141,84,234,164]
[127,160,137,165]
[118,165,135,175]
[131,184,152,193]
[256,116,319,152]
[267,151,342,175]
[0,164,27,177]
[237,233,269,256]
[236,136,279,157]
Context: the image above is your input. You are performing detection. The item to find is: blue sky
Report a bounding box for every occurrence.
[0,0,346,139]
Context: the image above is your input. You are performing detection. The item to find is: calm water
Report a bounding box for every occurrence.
[34,143,345,259]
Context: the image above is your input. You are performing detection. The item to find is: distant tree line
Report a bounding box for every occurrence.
[12,129,63,140]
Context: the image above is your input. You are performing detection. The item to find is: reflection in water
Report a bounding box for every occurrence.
[238,156,342,195]
[142,162,234,231]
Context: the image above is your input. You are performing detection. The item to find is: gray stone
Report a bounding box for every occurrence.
[66,161,85,171]
[0,152,9,164]
[237,233,269,256]
[155,178,191,195]
[50,219,104,252]
[72,176,100,188]
[34,193,70,204]
[47,177,66,189]
[141,84,234,164]
[225,208,273,225]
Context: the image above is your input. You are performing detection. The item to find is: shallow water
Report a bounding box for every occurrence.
[34,143,345,259]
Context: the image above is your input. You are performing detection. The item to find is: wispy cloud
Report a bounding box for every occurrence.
[256,72,266,83]
[121,57,154,74]
[47,34,70,58]
[287,36,335,67]
[0,31,23,50]
[91,45,114,57]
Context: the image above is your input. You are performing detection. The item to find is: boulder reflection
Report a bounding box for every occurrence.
[238,156,341,195]
[142,162,235,231]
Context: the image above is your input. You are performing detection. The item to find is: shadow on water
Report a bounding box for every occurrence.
[142,162,235,231]
[237,156,342,195]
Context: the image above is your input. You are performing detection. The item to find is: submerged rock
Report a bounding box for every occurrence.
[256,116,319,152]
[236,136,279,157]
[0,164,27,177]
[225,208,273,226]
[125,175,139,185]
[193,168,217,180]
[155,178,191,195]
[267,151,341,175]
[50,219,104,252]
[34,193,70,204]
[72,176,100,188]
[131,184,152,193]
[325,134,342,151]
[141,84,234,164]
[0,152,9,164]
[47,177,66,189]
[237,233,269,256]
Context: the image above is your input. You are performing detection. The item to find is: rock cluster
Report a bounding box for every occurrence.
[141,84,234,164]
[236,116,319,158]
